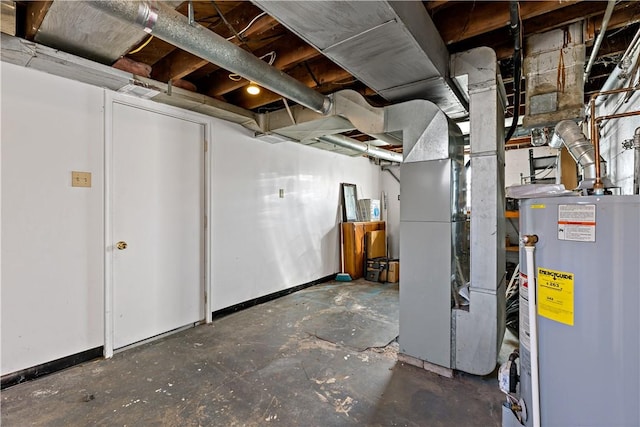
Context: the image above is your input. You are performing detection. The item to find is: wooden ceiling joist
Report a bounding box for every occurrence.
[433,0,580,45]
[24,1,52,40]
[200,34,321,97]
[227,59,354,110]
[146,3,279,83]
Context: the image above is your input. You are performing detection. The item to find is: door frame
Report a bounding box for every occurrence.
[103,92,212,358]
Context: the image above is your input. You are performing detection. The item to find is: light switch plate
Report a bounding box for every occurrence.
[72,171,91,188]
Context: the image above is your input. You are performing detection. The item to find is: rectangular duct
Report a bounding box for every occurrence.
[253,1,468,119]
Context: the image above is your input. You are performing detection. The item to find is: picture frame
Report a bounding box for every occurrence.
[341,183,358,222]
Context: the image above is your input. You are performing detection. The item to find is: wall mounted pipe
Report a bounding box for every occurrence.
[88,0,332,115]
[584,0,616,82]
[318,134,403,163]
[595,27,640,107]
[589,85,640,194]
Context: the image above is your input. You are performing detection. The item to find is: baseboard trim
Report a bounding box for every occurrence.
[211,273,336,320]
[1,347,103,390]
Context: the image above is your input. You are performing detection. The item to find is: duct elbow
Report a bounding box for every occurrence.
[320,97,333,116]
[551,120,597,179]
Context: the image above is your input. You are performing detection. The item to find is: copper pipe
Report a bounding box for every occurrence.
[595,110,640,123]
[589,85,640,194]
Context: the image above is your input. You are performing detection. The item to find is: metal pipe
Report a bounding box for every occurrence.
[318,134,403,163]
[552,120,597,180]
[383,167,400,183]
[589,85,640,194]
[505,0,522,142]
[89,0,332,115]
[584,0,616,82]
[595,27,640,107]
[523,235,540,427]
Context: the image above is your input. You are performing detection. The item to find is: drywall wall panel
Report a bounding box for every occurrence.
[209,120,381,311]
[1,62,104,374]
[598,90,640,195]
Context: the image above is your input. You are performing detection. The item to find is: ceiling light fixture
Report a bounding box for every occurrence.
[246,82,261,95]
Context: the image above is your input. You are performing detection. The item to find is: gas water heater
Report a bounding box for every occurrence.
[502,195,640,427]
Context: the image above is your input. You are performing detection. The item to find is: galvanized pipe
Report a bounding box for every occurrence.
[318,134,403,163]
[551,120,597,180]
[584,0,616,82]
[89,0,332,115]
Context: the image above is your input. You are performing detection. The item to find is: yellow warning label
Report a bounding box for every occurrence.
[537,267,574,326]
[530,204,546,209]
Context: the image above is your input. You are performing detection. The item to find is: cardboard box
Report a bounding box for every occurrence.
[366,230,386,259]
[380,260,399,283]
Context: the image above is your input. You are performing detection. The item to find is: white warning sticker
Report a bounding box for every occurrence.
[557,204,596,242]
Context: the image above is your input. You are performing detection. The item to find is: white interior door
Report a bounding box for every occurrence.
[112,102,204,349]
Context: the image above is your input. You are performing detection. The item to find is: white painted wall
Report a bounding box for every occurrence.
[1,63,105,374]
[598,90,640,195]
[209,121,381,310]
[1,62,383,373]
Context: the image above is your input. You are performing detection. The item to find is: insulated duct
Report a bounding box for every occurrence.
[550,120,597,180]
[88,0,332,115]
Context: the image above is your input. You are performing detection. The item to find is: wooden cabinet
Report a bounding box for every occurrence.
[341,221,385,279]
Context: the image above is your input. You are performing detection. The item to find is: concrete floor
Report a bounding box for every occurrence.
[1,279,504,426]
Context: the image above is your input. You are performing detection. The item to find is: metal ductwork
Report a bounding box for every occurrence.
[318,134,402,163]
[34,1,181,64]
[88,0,332,115]
[549,120,614,191]
[0,33,262,132]
[550,120,597,180]
[253,1,468,119]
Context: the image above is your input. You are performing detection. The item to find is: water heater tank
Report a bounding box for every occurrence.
[504,195,640,426]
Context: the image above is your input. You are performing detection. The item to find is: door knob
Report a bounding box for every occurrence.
[116,241,128,250]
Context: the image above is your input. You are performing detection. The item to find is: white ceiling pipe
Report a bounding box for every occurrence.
[318,134,403,163]
[88,0,332,115]
[584,0,616,82]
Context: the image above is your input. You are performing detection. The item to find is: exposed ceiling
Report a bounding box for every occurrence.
[10,0,640,151]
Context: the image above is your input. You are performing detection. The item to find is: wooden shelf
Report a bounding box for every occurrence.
[505,210,519,219]
[506,246,520,252]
